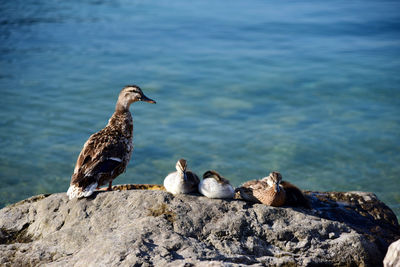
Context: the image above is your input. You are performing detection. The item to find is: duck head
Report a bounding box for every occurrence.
[116,85,156,112]
[176,159,187,172]
[203,170,219,179]
[176,158,187,181]
[265,171,282,193]
[203,170,229,184]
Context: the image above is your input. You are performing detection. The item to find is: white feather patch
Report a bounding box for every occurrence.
[82,182,98,197]
[67,182,98,200]
[67,184,81,200]
[109,157,122,162]
[198,178,234,199]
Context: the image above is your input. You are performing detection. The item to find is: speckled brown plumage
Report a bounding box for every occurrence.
[237,172,310,208]
[70,110,134,190]
[237,179,286,206]
[67,85,155,199]
[252,184,286,206]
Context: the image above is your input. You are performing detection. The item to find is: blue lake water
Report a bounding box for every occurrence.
[1,0,399,218]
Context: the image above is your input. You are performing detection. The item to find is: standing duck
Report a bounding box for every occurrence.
[163,159,199,195]
[237,171,286,207]
[67,85,156,199]
[198,170,235,199]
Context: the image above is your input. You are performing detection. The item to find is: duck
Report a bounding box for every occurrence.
[236,171,310,208]
[237,171,286,206]
[198,170,235,199]
[67,85,156,199]
[163,159,200,195]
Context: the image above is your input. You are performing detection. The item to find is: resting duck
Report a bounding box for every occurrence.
[237,171,286,206]
[67,85,156,199]
[198,170,235,199]
[163,159,199,195]
[236,171,310,208]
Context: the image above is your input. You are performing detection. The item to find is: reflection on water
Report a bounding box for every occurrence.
[0,0,399,218]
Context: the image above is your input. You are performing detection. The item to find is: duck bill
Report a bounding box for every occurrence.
[141,94,156,104]
[275,183,280,193]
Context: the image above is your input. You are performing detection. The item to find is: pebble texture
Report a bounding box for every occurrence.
[0,189,399,266]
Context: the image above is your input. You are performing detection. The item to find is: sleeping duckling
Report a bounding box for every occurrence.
[198,170,235,199]
[163,159,199,195]
[236,171,286,207]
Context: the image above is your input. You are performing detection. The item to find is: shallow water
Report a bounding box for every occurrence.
[1,0,399,218]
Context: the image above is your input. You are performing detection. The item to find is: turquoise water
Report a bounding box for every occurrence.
[1,0,399,218]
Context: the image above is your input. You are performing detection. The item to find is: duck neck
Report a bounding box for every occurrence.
[108,105,133,138]
[115,100,131,114]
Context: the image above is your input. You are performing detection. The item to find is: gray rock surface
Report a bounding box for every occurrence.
[0,189,399,266]
[384,239,400,267]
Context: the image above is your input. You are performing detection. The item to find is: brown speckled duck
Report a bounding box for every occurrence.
[236,171,310,208]
[237,171,286,206]
[67,85,156,199]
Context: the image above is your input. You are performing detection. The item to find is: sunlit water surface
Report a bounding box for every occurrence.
[1,0,399,218]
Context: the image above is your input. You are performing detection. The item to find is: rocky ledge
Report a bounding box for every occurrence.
[0,188,399,266]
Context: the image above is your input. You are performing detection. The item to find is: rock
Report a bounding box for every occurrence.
[0,189,399,266]
[384,239,400,267]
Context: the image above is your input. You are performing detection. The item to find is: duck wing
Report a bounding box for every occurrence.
[236,187,261,203]
[186,171,200,188]
[70,129,128,187]
[242,180,268,190]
